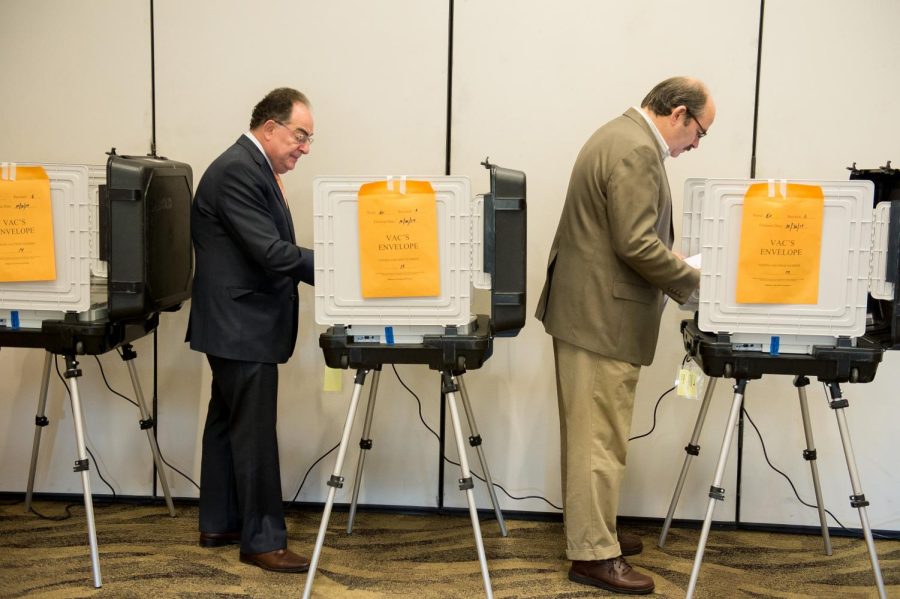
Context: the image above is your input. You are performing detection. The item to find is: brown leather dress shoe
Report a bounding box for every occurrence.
[199,530,241,548]
[569,556,655,595]
[617,529,643,556]
[239,548,310,573]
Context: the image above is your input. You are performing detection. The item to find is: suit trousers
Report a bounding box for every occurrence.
[200,355,287,554]
[553,337,641,561]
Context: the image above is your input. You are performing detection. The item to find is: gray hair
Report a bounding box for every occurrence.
[641,77,708,120]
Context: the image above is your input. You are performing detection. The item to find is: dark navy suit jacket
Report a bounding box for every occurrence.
[186,135,314,363]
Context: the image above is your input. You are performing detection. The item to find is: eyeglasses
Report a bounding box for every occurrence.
[685,108,708,139]
[275,120,314,146]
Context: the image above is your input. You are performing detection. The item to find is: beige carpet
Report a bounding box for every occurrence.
[0,500,897,598]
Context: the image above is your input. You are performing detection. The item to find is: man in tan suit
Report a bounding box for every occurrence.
[535,76,715,594]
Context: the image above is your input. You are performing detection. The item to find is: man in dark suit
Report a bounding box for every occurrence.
[535,77,715,594]
[186,87,315,573]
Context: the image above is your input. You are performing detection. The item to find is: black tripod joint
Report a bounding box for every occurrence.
[353,369,368,386]
[850,493,870,508]
[63,355,82,379]
[458,477,474,491]
[793,375,810,388]
[826,382,849,409]
[119,343,137,361]
[441,371,459,394]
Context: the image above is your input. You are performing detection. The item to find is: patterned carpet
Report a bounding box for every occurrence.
[0,500,897,598]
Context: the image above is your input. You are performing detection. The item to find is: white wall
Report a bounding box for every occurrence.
[0,0,897,534]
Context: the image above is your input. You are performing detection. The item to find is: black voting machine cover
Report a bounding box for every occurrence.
[851,163,900,350]
[101,151,193,323]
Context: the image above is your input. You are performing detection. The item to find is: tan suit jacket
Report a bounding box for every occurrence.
[535,108,699,366]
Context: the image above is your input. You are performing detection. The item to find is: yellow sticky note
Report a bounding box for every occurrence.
[357,179,440,298]
[0,166,56,282]
[677,367,699,400]
[323,367,343,392]
[736,183,825,304]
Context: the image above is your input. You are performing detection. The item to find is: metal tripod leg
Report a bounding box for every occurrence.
[454,374,507,537]
[64,356,103,588]
[119,345,175,517]
[303,369,369,599]
[25,352,54,513]
[686,379,747,599]
[658,376,718,547]
[347,368,381,534]
[794,376,831,555]
[826,383,886,599]
[443,371,493,598]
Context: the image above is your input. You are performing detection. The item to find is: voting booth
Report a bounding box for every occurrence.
[0,152,193,587]
[680,177,892,355]
[660,170,897,598]
[304,161,526,599]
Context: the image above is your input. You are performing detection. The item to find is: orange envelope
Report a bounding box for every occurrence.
[0,166,56,282]
[357,179,440,298]
[735,182,824,304]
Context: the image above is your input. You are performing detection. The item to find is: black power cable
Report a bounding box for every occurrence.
[392,364,563,511]
[285,442,340,509]
[742,406,842,522]
[629,386,676,442]
[630,353,690,441]
[93,355,200,492]
[744,398,892,541]
[97,354,138,408]
[27,501,78,521]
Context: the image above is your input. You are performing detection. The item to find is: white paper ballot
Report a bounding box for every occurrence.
[685,253,702,269]
[678,253,702,312]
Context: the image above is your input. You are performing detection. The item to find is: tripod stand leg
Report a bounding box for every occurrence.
[64,356,102,588]
[121,345,176,517]
[686,379,747,599]
[794,376,831,555]
[826,383,886,599]
[659,376,718,547]
[454,374,507,537]
[303,369,369,599]
[25,351,54,513]
[443,372,493,599]
[347,368,381,534]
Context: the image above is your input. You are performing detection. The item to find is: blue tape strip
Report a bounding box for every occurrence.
[385,326,395,345]
[11,310,20,329]
[770,336,780,356]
